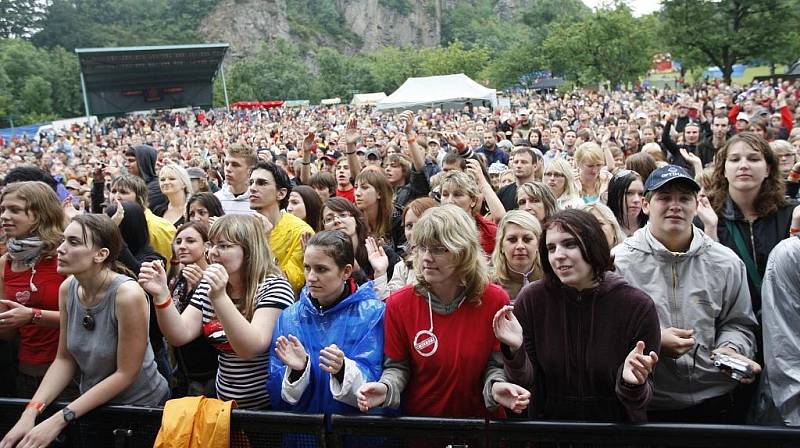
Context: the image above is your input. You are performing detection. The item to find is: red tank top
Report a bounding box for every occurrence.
[4,256,64,365]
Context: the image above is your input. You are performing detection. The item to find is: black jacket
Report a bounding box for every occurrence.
[715,197,796,314]
[132,144,167,213]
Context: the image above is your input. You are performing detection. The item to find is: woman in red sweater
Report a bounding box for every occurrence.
[0,181,68,398]
[356,204,528,417]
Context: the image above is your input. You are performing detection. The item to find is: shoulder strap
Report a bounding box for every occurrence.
[723,219,762,290]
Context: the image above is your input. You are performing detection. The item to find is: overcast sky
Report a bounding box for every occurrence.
[581,0,661,17]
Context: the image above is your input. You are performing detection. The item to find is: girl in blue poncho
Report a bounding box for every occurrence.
[268,230,385,414]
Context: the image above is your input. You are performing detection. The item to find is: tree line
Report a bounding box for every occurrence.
[1,0,799,126]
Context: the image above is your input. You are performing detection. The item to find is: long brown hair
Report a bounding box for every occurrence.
[0,181,65,257]
[707,133,788,217]
[355,169,394,240]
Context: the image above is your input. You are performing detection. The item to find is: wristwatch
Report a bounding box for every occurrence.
[62,406,77,424]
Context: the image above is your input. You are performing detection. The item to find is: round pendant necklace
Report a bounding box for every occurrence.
[81,271,110,332]
[413,292,439,357]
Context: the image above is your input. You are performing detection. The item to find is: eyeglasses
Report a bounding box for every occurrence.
[543,171,565,178]
[323,211,353,226]
[417,245,449,256]
[205,241,239,252]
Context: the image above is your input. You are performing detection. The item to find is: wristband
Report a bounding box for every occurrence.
[30,308,42,325]
[791,227,800,236]
[26,400,45,414]
[301,161,311,165]
[345,151,356,155]
[456,143,466,151]
[154,297,172,309]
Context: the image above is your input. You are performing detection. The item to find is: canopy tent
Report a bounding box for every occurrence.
[351,92,386,106]
[377,74,497,111]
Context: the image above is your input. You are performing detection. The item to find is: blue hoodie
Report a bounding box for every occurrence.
[268,281,384,414]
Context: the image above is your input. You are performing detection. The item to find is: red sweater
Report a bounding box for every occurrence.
[384,284,509,417]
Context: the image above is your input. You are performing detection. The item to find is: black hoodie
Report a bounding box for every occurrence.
[132,144,167,213]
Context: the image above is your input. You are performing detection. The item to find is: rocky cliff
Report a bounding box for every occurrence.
[200,0,531,57]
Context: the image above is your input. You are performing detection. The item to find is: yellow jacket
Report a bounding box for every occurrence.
[153,396,236,448]
[269,212,314,294]
[145,209,177,266]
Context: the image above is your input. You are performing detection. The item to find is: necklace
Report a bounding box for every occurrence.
[507,264,535,288]
[413,292,439,357]
[81,270,111,332]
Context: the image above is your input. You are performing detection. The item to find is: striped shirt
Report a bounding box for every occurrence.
[189,276,294,409]
[214,184,255,216]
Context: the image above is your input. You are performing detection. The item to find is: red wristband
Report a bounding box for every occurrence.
[154,297,172,309]
[30,308,42,325]
[26,401,45,414]
[791,227,800,236]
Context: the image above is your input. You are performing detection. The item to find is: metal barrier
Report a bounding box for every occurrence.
[2,398,799,448]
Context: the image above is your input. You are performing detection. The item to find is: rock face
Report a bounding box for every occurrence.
[201,0,443,57]
[200,0,293,59]
[200,0,534,57]
[339,0,441,51]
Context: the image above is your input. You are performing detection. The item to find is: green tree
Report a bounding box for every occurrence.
[480,42,544,89]
[417,41,491,81]
[0,0,43,38]
[228,40,314,101]
[661,0,800,84]
[543,5,653,88]
[441,0,509,53]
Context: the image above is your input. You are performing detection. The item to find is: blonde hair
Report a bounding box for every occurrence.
[224,143,258,168]
[582,203,626,248]
[544,159,580,200]
[574,142,605,165]
[412,204,489,304]
[440,170,480,200]
[491,210,542,287]
[159,163,194,197]
[642,143,666,162]
[209,214,283,320]
[517,181,559,219]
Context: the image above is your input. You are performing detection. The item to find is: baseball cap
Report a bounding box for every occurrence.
[644,165,700,193]
[488,162,508,175]
[365,149,382,160]
[187,167,206,179]
[736,112,750,123]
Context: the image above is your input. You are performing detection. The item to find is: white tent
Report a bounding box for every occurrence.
[377,73,497,111]
[351,92,387,106]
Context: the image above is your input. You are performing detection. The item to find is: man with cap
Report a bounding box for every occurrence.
[364,149,383,168]
[613,165,760,423]
[187,167,214,193]
[662,108,714,172]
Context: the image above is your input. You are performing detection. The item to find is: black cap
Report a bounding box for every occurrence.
[644,165,700,193]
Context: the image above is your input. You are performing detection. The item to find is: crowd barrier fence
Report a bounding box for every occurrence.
[2,398,799,448]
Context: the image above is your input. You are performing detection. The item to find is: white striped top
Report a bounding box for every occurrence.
[189,276,294,409]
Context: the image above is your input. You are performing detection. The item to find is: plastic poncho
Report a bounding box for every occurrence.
[268,281,385,414]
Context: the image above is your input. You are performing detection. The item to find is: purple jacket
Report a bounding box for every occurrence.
[504,272,660,422]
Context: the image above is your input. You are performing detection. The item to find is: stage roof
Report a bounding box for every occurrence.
[75,44,229,115]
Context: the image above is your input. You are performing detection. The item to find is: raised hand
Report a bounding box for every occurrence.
[696,196,718,234]
[398,110,415,135]
[365,237,388,277]
[302,132,316,154]
[492,305,523,351]
[138,261,170,301]
[319,343,346,375]
[62,196,80,220]
[344,116,359,145]
[203,263,230,300]
[111,198,125,226]
[181,263,205,291]
[275,335,309,372]
[356,382,388,412]
[660,327,695,359]
[622,341,659,385]
[491,382,531,414]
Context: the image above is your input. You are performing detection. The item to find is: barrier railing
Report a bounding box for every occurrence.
[2,398,799,448]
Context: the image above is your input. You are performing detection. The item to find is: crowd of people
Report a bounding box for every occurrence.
[1,78,800,446]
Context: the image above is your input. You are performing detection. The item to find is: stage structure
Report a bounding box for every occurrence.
[75,43,229,118]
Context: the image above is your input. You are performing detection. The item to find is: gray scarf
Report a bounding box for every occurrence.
[7,237,46,292]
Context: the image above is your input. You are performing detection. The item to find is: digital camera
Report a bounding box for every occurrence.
[714,354,753,381]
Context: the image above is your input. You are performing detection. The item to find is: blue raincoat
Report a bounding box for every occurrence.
[268,281,385,414]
